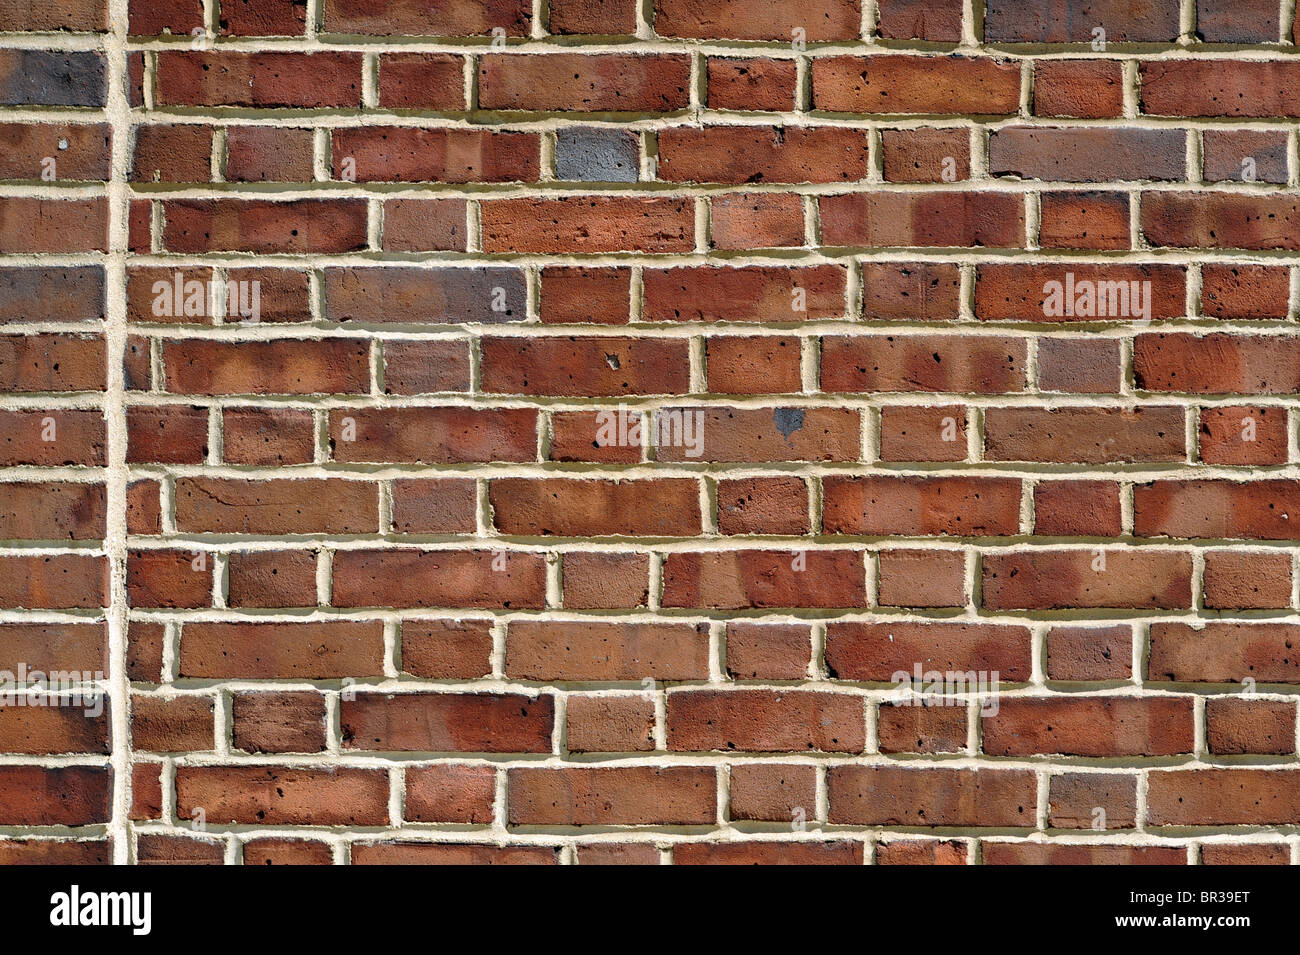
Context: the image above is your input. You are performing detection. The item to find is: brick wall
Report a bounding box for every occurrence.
[0,0,1299,865]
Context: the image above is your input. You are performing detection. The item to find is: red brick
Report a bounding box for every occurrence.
[550,0,637,34]
[1033,60,1124,118]
[982,549,1193,610]
[675,842,863,865]
[329,407,536,464]
[881,127,969,183]
[1049,773,1137,829]
[0,555,108,608]
[1148,770,1300,826]
[877,548,966,608]
[878,406,968,462]
[331,549,547,609]
[820,191,1024,247]
[724,623,811,680]
[176,766,388,826]
[0,335,103,392]
[244,839,334,865]
[126,405,208,464]
[0,410,104,466]
[983,697,1194,756]
[822,475,1023,536]
[127,548,212,608]
[1136,334,1300,395]
[324,0,531,35]
[1202,130,1288,184]
[813,55,1021,114]
[566,694,655,752]
[1136,479,1300,540]
[0,122,110,181]
[661,549,867,608]
[644,265,845,323]
[561,553,649,608]
[0,482,106,540]
[710,194,804,250]
[1200,265,1290,319]
[390,479,477,535]
[877,0,962,40]
[717,476,810,535]
[0,767,110,825]
[491,478,701,536]
[478,54,690,111]
[983,406,1185,463]
[658,126,869,184]
[225,126,313,182]
[164,339,368,396]
[1206,698,1295,755]
[986,0,1179,42]
[1046,625,1132,681]
[405,765,496,824]
[1034,480,1123,537]
[974,264,1186,322]
[706,58,798,111]
[174,477,376,534]
[481,196,694,253]
[0,198,106,252]
[1038,191,1131,250]
[162,199,368,254]
[131,694,213,752]
[156,51,362,107]
[332,128,538,183]
[132,124,212,183]
[381,199,468,252]
[729,764,817,821]
[402,620,494,680]
[1141,61,1300,117]
[821,335,1027,393]
[539,267,631,324]
[222,408,314,465]
[828,766,1035,826]
[667,689,864,752]
[1143,192,1300,250]
[1035,339,1123,393]
[226,550,318,608]
[1202,550,1292,609]
[825,621,1033,683]
[342,693,554,753]
[655,0,860,39]
[877,703,967,753]
[508,766,716,825]
[506,621,709,681]
[378,53,466,109]
[1149,622,1300,683]
[179,621,386,680]
[1199,405,1287,465]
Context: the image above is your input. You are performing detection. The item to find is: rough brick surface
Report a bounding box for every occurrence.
[3,0,1298,868]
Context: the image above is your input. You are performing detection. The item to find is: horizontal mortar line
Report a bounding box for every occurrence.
[49,319,1300,336]
[11,249,1300,266]
[101,532,1300,549]
[124,682,1300,704]
[49,110,1300,130]
[88,462,1300,479]
[118,825,1271,848]
[8,33,1300,58]
[74,457,1300,477]
[113,603,1300,624]
[96,750,1300,771]
[90,388,1300,406]
[94,37,1300,58]
[88,180,1300,198]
